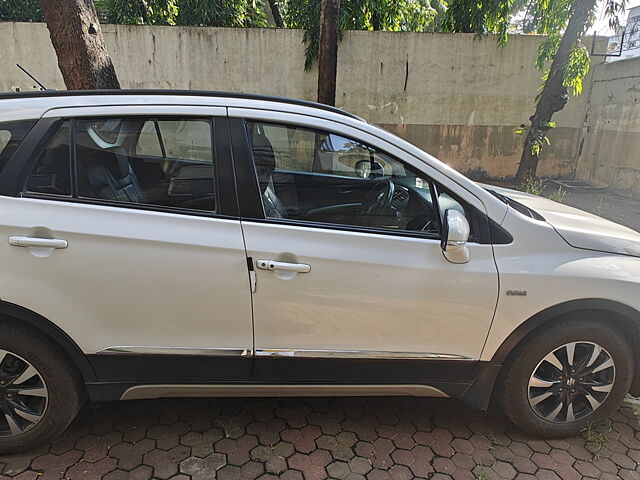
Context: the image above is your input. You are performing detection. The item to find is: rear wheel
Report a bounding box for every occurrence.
[0,322,84,453]
[499,318,633,437]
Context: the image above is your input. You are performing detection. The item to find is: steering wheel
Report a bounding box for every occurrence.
[360,179,395,221]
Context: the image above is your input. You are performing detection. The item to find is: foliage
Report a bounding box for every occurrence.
[0,0,267,27]
[516,176,566,203]
[284,0,444,70]
[510,0,626,166]
[563,40,589,95]
[106,0,266,27]
[0,0,43,22]
[176,0,266,27]
[514,121,554,156]
[531,1,592,98]
[441,0,514,45]
[106,0,179,25]
[518,173,544,196]
[547,186,566,203]
[581,422,612,459]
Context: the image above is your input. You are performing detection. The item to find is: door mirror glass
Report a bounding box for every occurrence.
[354,159,384,178]
[441,209,470,264]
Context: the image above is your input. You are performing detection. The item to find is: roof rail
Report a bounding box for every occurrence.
[0,89,364,121]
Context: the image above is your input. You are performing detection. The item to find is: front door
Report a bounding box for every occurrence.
[0,111,253,382]
[233,115,499,391]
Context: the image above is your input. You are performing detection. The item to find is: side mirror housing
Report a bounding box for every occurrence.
[440,209,470,264]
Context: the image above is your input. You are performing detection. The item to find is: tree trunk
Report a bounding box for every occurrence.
[268,0,284,28]
[39,0,120,90]
[514,0,595,185]
[317,0,340,106]
[371,10,382,30]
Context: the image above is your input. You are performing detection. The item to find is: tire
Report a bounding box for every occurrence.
[0,321,84,454]
[499,317,634,438]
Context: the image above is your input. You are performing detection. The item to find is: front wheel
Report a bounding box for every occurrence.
[499,318,634,437]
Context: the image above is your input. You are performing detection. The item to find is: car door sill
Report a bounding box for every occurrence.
[119,383,449,400]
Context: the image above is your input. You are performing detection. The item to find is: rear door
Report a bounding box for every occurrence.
[0,106,254,383]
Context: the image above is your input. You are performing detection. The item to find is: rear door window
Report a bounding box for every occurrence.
[23,117,217,213]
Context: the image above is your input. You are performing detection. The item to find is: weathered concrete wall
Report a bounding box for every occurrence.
[337,31,592,180]
[0,22,596,180]
[575,57,640,198]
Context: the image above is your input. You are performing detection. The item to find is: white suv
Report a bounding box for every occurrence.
[0,90,638,452]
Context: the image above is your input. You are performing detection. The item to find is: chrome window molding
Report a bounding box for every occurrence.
[96,346,253,356]
[254,349,473,361]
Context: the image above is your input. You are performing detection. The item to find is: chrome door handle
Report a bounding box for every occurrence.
[256,259,311,273]
[9,236,68,249]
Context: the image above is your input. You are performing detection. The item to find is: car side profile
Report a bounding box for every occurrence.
[0,90,639,452]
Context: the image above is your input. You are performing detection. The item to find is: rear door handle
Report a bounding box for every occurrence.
[256,259,311,273]
[9,236,68,249]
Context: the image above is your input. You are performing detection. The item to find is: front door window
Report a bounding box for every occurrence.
[246,121,469,238]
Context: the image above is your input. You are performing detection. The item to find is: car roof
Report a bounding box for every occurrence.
[0,89,365,122]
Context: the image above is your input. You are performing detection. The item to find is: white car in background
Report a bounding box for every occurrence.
[0,90,638,452]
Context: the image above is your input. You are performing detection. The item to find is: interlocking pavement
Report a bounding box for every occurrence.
[1,396,640,480]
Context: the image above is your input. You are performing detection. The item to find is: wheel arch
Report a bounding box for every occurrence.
[491,298,640,366]
[463,298,640,410]
[0,301,96,382]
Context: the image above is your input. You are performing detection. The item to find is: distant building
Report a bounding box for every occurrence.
[607,6,640,61]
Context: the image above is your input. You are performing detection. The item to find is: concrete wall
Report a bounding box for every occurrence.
[575,57,640,198]
[0,22,598,180]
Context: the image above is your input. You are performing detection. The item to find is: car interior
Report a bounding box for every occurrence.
[26,118,216,212]
[248,121,466,235]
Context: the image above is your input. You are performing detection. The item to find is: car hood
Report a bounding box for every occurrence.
[489,185,640,257]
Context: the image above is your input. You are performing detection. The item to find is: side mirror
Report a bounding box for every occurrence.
[440,209,470,264]
[354,159,384,179]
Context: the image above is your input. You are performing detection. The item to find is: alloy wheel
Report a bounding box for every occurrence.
[0,349,48,436]
[528,341,615,423]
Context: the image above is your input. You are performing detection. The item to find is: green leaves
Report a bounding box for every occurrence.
[285,0,445,70]
[0,0,43,22]
[107,0,178,25]
[515,121,555,155]
[441,0,515,44]
[105,0,266,27]
[536,34,560,70]
[562,40,589,95]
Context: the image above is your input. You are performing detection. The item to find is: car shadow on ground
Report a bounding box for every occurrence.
[1,396,639,479]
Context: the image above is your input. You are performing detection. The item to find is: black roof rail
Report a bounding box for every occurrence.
[0,89,364,121]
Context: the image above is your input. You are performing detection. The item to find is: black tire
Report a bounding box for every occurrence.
[499,317,633,438]
[0,321,84,454]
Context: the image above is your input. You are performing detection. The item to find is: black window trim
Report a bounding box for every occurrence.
[9,115,241,219]
[235,117,497,244]
[0,118,39,178]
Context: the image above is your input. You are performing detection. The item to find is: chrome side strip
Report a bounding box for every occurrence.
[96,346,253,356]
[120,384,449,400]
[97,346,472,361]
[254,348,473,360]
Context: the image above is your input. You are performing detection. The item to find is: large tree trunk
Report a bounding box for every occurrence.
[317,0,340,106]
[39,0,120,90]
[514,0,595,185]
[268,0,284,28]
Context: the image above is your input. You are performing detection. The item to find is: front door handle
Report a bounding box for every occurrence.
[9,236,68,249]
[256,259,311,273]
